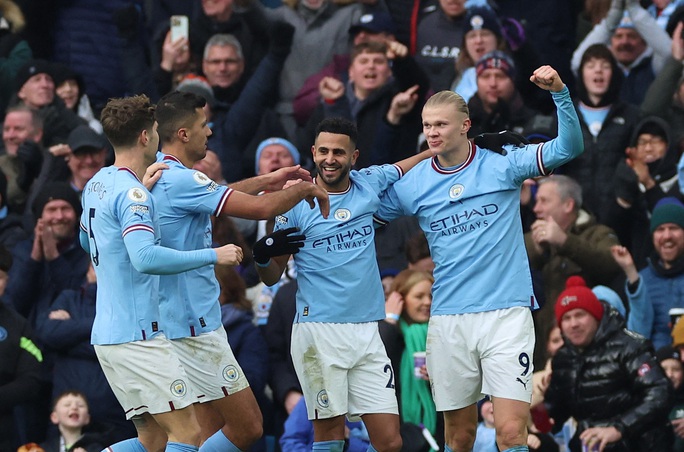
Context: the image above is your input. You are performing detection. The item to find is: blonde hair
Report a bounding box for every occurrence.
[424,90,469,118]
[389,269,434,299]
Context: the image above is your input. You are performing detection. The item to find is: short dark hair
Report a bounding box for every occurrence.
[315,117,358,147]
[100,95,155,148]
[51,389,89,411]
[155,91,206,144]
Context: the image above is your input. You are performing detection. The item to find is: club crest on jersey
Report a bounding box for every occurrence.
[334,208,351,221]
[317,390,329,408]
[127,187,147,203]
[449,184,464,200]
[170,379,187,397]
[192,171,211,185]
[222,365,239,382]
[275,215,288,225]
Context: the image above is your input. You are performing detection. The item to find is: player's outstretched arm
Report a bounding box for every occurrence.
[222,181,330,220]
[393,148,435,174]
[229,165,312,195]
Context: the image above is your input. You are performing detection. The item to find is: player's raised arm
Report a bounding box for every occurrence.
[221,181,329,220]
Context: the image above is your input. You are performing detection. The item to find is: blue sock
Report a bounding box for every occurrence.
[366,444,378,452]
[501,447,529,452]
[104,438,147,452]
[166,442,199,452]
[199,430,242,452]
[312,440,345,452]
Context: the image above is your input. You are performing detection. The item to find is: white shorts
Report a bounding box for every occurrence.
[95,334,196,420]
[291,322,399,421]
[170,326,250,402]
[427,307,535,411]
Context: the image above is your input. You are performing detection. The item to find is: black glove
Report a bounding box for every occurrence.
[613,160,639,206]
[473,131,529,156]
[269,21,295,58]
[16,140,43,191]
[252,227,305,265]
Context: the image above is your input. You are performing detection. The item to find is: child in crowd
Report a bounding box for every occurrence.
[40,391,104,452]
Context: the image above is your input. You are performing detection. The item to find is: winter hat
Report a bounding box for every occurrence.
[177,74,215,108]
[555,276,605,325]
[592,285,625,318]
[650,197,684,233]
[32,182,82,220]
[68,125,107,154]
[254,137,300,174]
[349,12,397,36]
[463,6,502,38]
[616,11,634,30]
[475,50,515,80]
[656,345,682,363]
[15,59,52,91]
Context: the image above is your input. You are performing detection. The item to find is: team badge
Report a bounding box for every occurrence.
[223,365,239,382]
[449,184,464,200]
[0,326,7,341]
[193,171,211,185]
[469,15,484,30]
[127,187,147,203]
[170,379,187,397]
[637,363,651,377]
[334,208,351,221]
[317,390,329,408]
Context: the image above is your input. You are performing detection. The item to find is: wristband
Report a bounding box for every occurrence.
[386,313,400,321]
[255,258,272,268]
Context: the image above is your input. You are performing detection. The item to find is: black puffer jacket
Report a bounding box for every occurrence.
[546,305,673,452]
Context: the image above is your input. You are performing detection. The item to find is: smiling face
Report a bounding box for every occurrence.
[18,73,55,108]
[68,148,107,189]
[41,199,77,242]
[56,79,80,110]
[421,102,470,157]
[403,279,432,324]
[312,132,358,192]
[610,28,647,66]
[50,393,90,429]
[560,309,599,348]
[653,223,684,268]
[2,110,41,157]
[348,50,391,98]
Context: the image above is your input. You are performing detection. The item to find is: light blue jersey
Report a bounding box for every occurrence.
[81,166,218,345]
[375,87,583,316]
[152,153,233,339]
[274,164,403,323]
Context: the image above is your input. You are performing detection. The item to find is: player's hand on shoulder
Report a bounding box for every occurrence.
[252,227,306,265]
[143,162,169,190]
[530,65,564,92]
[473,130,529,156]
[215,244,244,266]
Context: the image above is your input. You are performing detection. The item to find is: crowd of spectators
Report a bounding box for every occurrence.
[3,0,684,450]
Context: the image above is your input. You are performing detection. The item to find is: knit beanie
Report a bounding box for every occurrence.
[650,197,684,233]
[475,50,515,80]
[555,276,604,325]
[656,344,681,363]
[463,6,502,38]
[15,59,52,91]
[32,182,82,220]
[592,285,625,318]
[176,74,215,108]
[254,137,300,174]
